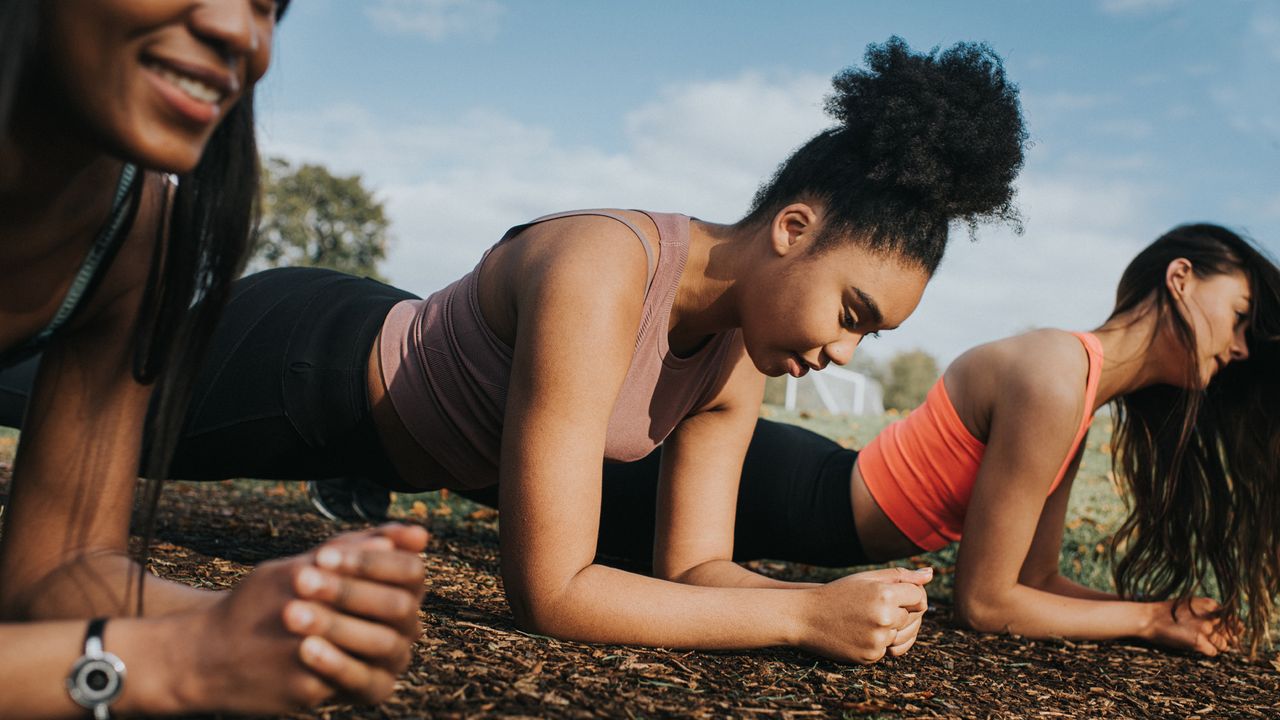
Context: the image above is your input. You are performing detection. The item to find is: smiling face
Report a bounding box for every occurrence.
[738,206,931,378]
[39,0,277,172]
[1171,264,1252,387]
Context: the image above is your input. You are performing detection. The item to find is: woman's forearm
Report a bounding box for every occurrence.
[957,582,1154,641]
[1036,572,1120,602]
[508,561,930,664]
[0,615,202,718]
[10,551,219,621]
[510,562,805,649]
[670,558,820,590]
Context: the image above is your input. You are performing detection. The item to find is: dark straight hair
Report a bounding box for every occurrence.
[1107,223,1280,652]
[1,0,290,611]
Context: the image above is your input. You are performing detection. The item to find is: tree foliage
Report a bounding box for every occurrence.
[253,157,391,280]
[882,349,940,411]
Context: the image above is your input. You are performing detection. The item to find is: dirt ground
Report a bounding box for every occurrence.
[3,454,1276,720]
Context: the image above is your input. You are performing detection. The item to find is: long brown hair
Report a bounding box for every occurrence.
[1108,223,1280,652]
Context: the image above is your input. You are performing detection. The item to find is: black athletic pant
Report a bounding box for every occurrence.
[0,268,867,568]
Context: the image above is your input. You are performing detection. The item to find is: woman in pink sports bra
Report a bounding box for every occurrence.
[349,38,1026,665]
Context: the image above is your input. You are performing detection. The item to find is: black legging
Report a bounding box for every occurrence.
[0,268,867,568]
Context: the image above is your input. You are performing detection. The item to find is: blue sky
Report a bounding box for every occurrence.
[256,0,1280,363]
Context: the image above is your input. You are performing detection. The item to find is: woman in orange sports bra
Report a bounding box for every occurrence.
[854,223,1278,657]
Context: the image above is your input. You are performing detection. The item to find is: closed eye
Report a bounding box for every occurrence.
[842,308,859,331]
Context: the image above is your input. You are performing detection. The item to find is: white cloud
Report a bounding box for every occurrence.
[260,72,831,294]
[366,0,505,42]
[860,172,1157,364]
[259,71,1164,364]
[1252,8,1280,63]
[1098,0,1182,16]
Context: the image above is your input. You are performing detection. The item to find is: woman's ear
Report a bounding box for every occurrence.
[770,203,820,258]
[1165,257,1194,300]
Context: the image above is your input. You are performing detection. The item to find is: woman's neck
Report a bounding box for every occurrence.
[1091,306,1182,406]
[667,218,756,347]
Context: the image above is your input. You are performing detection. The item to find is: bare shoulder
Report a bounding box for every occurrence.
[495,210,658,299]
[950,330,1091,431]
[505,210,657,272]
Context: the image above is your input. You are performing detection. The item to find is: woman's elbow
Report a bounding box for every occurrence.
[505,583,573,637]
[953,591,1009,634]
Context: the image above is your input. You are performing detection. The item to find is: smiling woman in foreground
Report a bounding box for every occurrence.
[0,2,426,717]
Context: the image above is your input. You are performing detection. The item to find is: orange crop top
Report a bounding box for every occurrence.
[858,332,1104,552]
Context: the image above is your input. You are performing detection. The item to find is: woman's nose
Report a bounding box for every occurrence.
[823,335,862,367]
[190,1,262,59]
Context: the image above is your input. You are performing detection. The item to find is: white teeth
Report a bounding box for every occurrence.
[155,66,223,104]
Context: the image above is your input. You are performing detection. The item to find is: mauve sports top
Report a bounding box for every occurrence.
[858,331,1104,552]
[378,210,742,489]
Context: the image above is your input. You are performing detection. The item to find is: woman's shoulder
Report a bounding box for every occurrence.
[508,209,660,254]
[491,209,661,291]
[951,329,1092,417]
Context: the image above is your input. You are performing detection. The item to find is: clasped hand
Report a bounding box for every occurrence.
[183,523,429,712]
[801,566,932,663]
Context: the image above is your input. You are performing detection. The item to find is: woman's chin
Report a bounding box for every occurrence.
[110,121,215,174]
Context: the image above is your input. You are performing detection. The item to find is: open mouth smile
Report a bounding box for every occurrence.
[142,55,237,123]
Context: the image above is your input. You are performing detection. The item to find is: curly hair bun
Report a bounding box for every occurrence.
[826,36,1027,226]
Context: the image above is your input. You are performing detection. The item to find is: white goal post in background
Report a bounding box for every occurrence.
[783,366,882,416]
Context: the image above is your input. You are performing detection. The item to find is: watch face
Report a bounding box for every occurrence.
[86,666,113,692]
[68,654,126,706]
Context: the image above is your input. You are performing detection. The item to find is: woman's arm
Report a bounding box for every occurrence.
[952,346,1232,654]
[495,224,925,662]
[2,617,200,718]
[1015,444,1121,602]
[0,215,431,707]
[0,528,430,717]
[0,279,211,618]
[650,342,808,588]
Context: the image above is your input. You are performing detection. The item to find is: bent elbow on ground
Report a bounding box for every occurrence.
[506,588,577,639]
[953,595,1008,635]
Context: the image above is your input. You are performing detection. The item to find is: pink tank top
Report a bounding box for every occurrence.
[378,210,741,489]
[859,332,1104,551]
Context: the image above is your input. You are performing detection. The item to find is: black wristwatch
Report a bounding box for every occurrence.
[66,618,126,719]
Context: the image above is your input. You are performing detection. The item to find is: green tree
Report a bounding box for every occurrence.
[882,349,940,411]
[253,157,391,280]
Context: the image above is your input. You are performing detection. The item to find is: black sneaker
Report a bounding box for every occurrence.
[350,478,392,521]
[307,477,391,522]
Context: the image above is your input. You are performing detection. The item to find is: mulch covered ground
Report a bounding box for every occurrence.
[2,461,1278,719]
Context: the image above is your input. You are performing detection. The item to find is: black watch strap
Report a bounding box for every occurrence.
[66,617,126,720]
